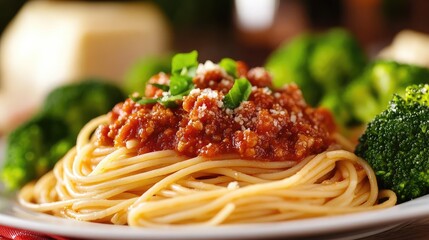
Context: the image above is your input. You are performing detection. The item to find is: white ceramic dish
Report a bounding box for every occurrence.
[1,141,429,239]
[1,195,429,239]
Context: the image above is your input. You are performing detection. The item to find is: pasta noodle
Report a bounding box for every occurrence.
[18,115,397,226]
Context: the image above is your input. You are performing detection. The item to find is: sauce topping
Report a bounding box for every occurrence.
[96,61,335,161]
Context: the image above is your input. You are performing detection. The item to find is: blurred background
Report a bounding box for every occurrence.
[3,0,429,190]
[1,0,429,135]
[3,0,428,65]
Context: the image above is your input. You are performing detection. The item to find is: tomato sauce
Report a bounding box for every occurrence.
[96,61,335,161]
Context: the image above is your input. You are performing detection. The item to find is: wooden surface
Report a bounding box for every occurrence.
[361,218,429,240]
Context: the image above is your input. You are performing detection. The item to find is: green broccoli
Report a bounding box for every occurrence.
[309,28,366,92]
[265,28,366,117]
[42,79,126,136]
[318,92,358,129]
[356,84,429,202]
[265,34,322,106]
[1,115,73,190]
[1,80,125,190]
[344,60,429,125]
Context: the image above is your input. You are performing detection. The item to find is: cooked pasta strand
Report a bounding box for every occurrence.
[18,115,397,226]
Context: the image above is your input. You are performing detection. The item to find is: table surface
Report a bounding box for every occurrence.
[361,218,429,240]
[0,216,428,239]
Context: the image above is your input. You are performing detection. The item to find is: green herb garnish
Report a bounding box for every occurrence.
[171,50,199,77]
[223,78,252,109]
[150,83,170,91]
[130,95,159,105]
[219,58,238,78]
[131,51,198,107]
[131,51,253,110]
[169,75,194,96]
[136,98,160,105]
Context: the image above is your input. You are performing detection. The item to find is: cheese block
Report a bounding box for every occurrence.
[0,1,170,134]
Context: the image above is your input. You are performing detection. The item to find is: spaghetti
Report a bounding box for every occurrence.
[18,56,397,226]
[18,115,396,226]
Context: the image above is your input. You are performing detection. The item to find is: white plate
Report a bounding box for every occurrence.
[1,141,429,239]
[1,195,429,240]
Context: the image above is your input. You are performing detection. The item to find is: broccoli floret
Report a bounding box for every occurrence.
[265,28,366,120]
[1,115,73,190]
[356,84,429,202]
[309,28,366,92]
[42,79,126,136]
[265,34,322,106]
[1,80,125,190]
[344,61,429,124]
[318,92,355,129]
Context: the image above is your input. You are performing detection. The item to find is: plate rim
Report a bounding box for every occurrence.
[1,194,429,239]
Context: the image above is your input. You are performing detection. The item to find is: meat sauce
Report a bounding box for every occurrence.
[96,61,336,161]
